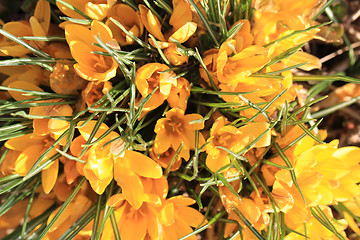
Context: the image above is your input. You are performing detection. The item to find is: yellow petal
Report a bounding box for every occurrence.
[77,120,109,142]
[239,122,271,148]
[56,0,87,19]
[283,51,321,71]
[42,159,59,194]
[169,0,192,30]
[124,150,163,179]
[91,20,113,47]
[7,81,43,101]
[15,144,44,176]
[160,202,176,226]
[114,160,145,210]
[34,0,51,34]
[139,5,165,42]
[5,133,44,151]
[169,22,197,43]
[176,206,206,227]
[65,23,92,46]
[120,211,147,240]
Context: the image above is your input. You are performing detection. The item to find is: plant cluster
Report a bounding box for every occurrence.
[0,0,359,239]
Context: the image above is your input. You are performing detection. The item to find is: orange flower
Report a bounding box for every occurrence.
[56,0,116,21]
[5,133,60,193]
[135,63,177,111]
[113,150,163,209]
[65,20,118,81]
[82,80,113,108]
[153,108,205,160]
[139,0,196,65]
[166,76,191,111]
[29,101,73,145]
[105,4,143,45]
[220,186,270,240]
[70,120,119,194]
[45,194,94,239]
[252,0,322,70]
[199,49,220,87]
[217,40,269,87]
[0,0,50,56]
[0,21,33,57]
[284,206,348,240]
[205,116,271,172]
[160,196,207,240]
[150,146,182,171]
[102,193,162,240]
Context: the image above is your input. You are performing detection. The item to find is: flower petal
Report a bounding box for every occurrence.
[124,150,163,179]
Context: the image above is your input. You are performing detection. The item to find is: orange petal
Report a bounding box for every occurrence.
[5,133,44,151]
[139,5,165,41]
[120,211,147,240]
[124,150,163,179]
[7,81,43,101]
[42,159,59,194]
[15,144,44,176]
[160,202,175,226]
[169,22,197,43]
[34,0,51,34]
[114,160,145,210]
[176,206,205,227]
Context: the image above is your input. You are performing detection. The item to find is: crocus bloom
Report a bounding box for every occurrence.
[29,101,73,145]
[105,4,143,45]
[217,40,269,87]
[101,193,162,240]
[139,0,196,65]
[150,146,182,171]
[0,0,50,56]
[160,196,207,240]
[0,21,33,57]
[135,63,177,111]
[82,80,113,108]
[70,121,119,194]
[153,108,205,160]
[45,194,94,239]
[205,116,271,172]
[284,206,348,240]
[65,21,118,81]
[113,150,163,209]
[56,0,116,21]
[166,77,191,111]
[252,0,322,70]
[5,133,60,194]
[220,186,269,240]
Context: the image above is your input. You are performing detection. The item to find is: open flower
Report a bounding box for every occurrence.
[70,120,119,195]
[65,20,118,81]
[114,150,163,209]
[29,101,73,145]
[57,0,116,21]
[0,0,50,56]
[106,4,143,45]
[139,0,196,65]
[82,80,113,108]
[160,196,207,240]
[102,193,162,240]
[153,108,205,160]
[5,133,60,193]
[217,40,269,87]
[135,63,177,110]
[205,116,271,172]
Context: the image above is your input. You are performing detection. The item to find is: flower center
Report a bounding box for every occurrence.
[165,116,184,135]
